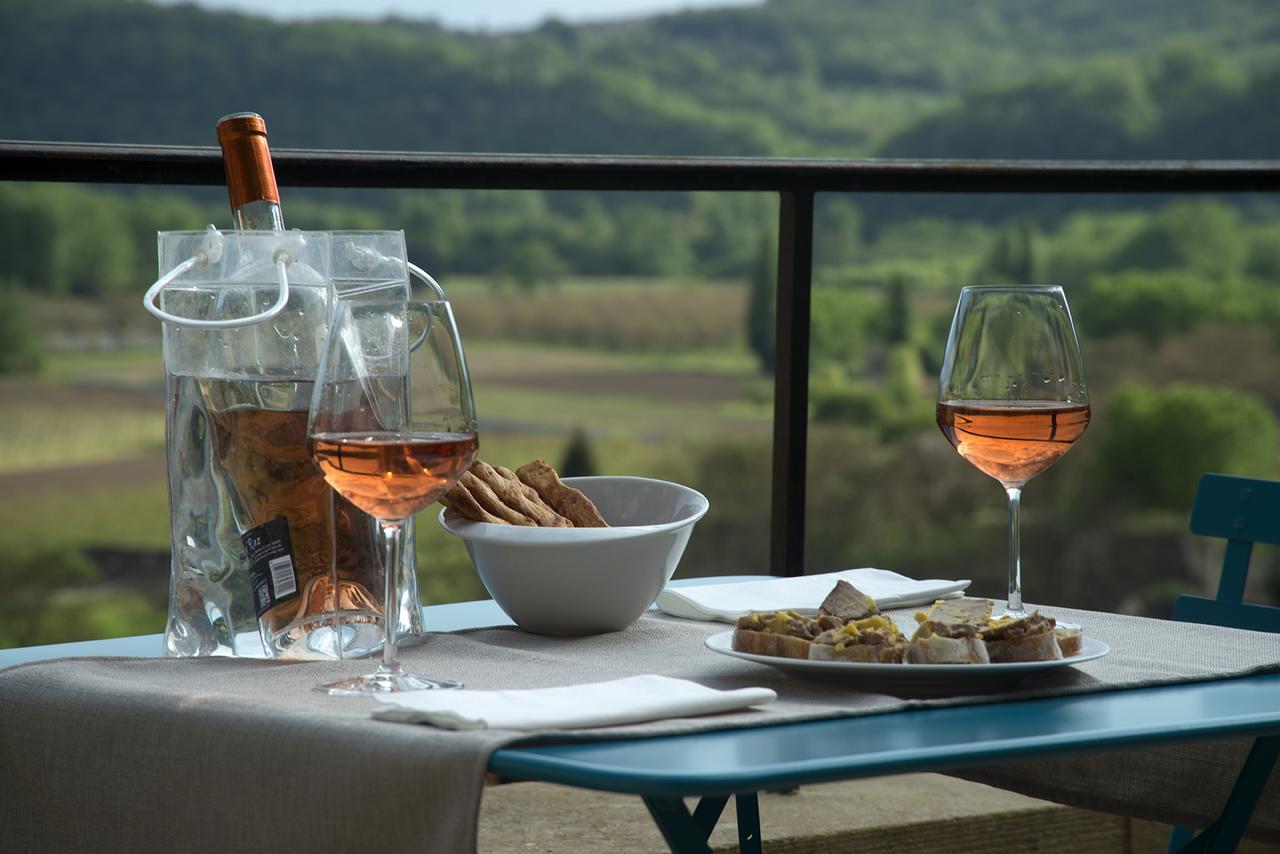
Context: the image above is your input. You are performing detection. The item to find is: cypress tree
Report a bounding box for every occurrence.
[983,220,1045,283]
[884,274,912,345]
[0,284,41,375]
[746,232,776,373]
[560,427,600,478]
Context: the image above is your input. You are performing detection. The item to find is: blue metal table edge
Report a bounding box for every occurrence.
[488,673,1280,797]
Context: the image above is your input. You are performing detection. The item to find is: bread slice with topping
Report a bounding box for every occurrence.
[809,614,908,663]
[1054,625,1083,657]
[914,598,992,636]
[732,610,823,659]
[907,598,992,664]
[982,613,1062,662]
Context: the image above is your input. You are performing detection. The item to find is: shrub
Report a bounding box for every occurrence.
[0,283,42,375]
[1089,382,1279,511]
[1075,270,1218,345]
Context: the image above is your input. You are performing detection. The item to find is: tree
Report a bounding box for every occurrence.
[814,196,862,268]
[613,207,694,277]
[883,274,912,345]
[559,427,600,477]
[498,238,567,291]
[1111,200,1247,279]
[746,231,775,373]
[0,283,42,375]
[1075,270,1217,345]
[1090,383,1279,511]
[809,288,879,378]
[0,185,57,289]
[981,220,1045,283]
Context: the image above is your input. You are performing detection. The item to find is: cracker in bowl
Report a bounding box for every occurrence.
[440,458,608,528]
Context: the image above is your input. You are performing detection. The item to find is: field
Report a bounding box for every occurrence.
[0,280,770,647]
[10,265,1278,650]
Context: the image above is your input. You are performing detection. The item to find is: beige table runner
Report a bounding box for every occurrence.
[2,605,1279,853]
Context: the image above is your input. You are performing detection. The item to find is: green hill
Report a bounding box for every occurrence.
[1,0,1277,293]
[879,43,1280,159]
[2,0,1278,158]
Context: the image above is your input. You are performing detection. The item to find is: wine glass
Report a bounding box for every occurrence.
[936,285,1089,617]
[308,295,477,694]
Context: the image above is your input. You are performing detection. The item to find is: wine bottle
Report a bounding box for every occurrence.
[206,112,399,660]
[215,112,285,232]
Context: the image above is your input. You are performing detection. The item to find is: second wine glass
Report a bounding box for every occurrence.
[308,296,478,694]
[936,285,1089,617]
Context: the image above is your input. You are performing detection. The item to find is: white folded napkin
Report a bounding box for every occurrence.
[371,674,776,731]
[655,568,970,623]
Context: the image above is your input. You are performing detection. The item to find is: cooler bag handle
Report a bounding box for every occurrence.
[342,254,444,351]
[407,262,446,299]
[143,226,294,328]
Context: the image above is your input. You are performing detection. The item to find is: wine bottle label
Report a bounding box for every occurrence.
[243,516,300,618]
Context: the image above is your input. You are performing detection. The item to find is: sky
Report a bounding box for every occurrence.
[150,0,763,31]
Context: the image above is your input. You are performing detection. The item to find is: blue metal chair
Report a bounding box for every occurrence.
[1167,473,1280,853]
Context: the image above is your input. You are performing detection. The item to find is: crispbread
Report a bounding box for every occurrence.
[472,460,572,528]
[438,457,610,527]
[440,484,506,524]
[459,471,536,526]
[516,460,609,527]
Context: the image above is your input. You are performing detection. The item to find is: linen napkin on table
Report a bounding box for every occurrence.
[371,674,776,731]
[655,568,970,623]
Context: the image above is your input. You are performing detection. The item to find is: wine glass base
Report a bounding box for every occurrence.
[317,671,462,695]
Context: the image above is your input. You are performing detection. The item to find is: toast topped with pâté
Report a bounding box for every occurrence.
[907,598,992,664]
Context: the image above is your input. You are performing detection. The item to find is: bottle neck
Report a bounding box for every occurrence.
[217,112,284,232]
[232,198,286,232]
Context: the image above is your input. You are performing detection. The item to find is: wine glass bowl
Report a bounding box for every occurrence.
[936,400,1090,487]
[937,286,1089,616]
[308,297,477,693]
[310,434,477,520]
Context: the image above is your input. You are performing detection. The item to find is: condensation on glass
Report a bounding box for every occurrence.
[156,229,424,658]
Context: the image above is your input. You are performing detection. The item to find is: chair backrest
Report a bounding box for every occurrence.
[1172,473,1280,633]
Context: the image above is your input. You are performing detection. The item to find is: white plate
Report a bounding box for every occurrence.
[704,630,1110,691]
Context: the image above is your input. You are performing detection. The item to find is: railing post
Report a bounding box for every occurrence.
[771,190,814,577]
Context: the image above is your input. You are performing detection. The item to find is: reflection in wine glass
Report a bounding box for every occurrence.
[937,285,1089,617]
[308,297,477,693]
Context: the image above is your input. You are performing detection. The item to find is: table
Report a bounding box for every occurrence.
[3,593,1279,854]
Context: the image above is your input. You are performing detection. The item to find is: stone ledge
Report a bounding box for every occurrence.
[480,773,1280,852]
[479,773,1116,852]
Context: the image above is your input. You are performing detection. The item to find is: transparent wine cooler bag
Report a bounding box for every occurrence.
[147,228,426,659]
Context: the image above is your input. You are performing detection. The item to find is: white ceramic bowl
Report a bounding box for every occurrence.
[438,476,709,635]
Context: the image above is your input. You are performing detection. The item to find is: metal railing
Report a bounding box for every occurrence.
[4,140,1280,577]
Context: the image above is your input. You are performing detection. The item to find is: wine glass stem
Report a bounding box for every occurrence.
[378,519,407,676]
[1006,486,1024,616]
